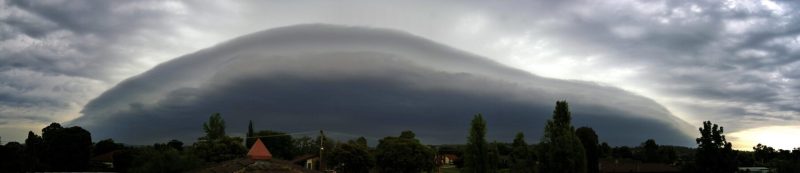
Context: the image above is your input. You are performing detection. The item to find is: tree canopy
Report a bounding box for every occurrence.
[509,132,534,173]
[375,130,435,173]
[694,121,737,173]
[328,138,375,173]
[202,113,226,140]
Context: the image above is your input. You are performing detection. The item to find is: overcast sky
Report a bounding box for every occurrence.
[1,0,799,149]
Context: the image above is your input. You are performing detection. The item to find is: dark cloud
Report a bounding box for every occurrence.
[1,0,798,146]
[71,24,695,146]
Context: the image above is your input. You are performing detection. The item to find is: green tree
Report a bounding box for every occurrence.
[328,138,375,173]
[246,120,255,149]
[193,113,246,162]
[202,113,225,140]
[375,131,435,173]
[576,127,599,173]
[509,132,533,173]
[538,101,587,173]
[695,121,737,173]
[464,114,491,173]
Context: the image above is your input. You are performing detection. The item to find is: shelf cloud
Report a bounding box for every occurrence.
[70,24,695,146]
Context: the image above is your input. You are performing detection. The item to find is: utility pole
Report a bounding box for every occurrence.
[319,130,325,171]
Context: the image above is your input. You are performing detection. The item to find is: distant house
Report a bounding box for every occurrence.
[291,154,320,170]
[600,159,680,173]
[436,154,459,166]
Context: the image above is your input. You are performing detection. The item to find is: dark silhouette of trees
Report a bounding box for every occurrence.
[694,121,737,173]
[202,113,226,140]
[127,147,203,173]
[246,120,255,149]
[749,143,800,172]
[488,141,500,172]
[598,142,612,158]
[753,143,776,165]
[0,141,37,171]
[24,131,45,170]
[538,101,587,173]
[576,127,599,173]
[375,130,435,173]
[328,138,375,173]
[94,138,123,156]
[641,139,660,163]
[40,123,92,171]
[464,114,492,173]
[509,132,534,173]
[167,139,183,151]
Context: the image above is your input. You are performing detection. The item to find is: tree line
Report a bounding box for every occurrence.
[1,101,799,172]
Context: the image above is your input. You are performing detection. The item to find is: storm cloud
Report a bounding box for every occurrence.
[70,24,694,146]
[2,0,799,148]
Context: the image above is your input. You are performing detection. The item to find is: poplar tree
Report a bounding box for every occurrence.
[538,101,587,173]
[464,114,491,173]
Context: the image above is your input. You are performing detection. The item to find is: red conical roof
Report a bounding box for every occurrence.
[247,138,272,160]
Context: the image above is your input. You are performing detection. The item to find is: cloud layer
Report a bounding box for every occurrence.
[70,24,695,146]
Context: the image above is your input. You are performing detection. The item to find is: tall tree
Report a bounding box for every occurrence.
[375,131,435,173]
[246,120,255,149]
[202,113,225,140]
[538,101,587,173]
[576,127,599,173]
[695,121,737,173]
[464,114,490,173]
[510,132,533,173]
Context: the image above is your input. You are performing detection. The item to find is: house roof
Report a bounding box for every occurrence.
[247,138,272,160]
